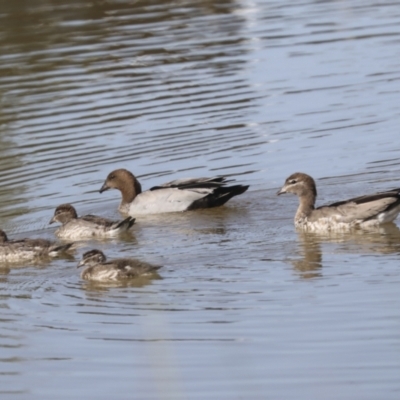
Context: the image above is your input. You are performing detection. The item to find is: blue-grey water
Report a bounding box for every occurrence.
[1,1,400,399]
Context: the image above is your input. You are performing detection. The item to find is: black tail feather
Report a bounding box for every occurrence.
[150,177,232,191]
[115,217,135,231]
[188,185,249,210]
[49,242,74,255]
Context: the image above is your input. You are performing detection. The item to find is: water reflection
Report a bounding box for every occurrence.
[323,223,400,255]
[293,223,400,278]
[0,127,27,222]
[0,267,11,277]
[1,0,400,398]
[81,274,163,292]
[0,0,257,231]
[0,298,25,394]
[292,231,323,279]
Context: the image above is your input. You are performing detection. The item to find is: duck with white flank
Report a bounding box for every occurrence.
[277,172,400,230]
[0,229,74,262]
[77,249,162,282]
[50,204,135,239]
[99,169,249,215]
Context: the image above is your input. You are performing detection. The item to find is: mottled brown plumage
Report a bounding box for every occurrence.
[278,172,400,230]
[0,229,74,262]
[77,249,162,282]
[50,203,135,239]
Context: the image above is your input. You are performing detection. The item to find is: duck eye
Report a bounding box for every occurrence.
[109,174,115,180]
[289,179,297,184]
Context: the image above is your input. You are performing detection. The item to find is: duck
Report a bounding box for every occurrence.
[99,168,249,215]
[77,249,162,282]
[49,203,135,239]
[0,229,74,262]
[277,172,400,230]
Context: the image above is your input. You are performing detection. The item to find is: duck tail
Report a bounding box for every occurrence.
[188,185,249,210]
[115,217,136,232]
[48,242,74,256]
[214,185,250,207]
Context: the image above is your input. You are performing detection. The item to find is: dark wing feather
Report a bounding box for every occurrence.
[323,189,400,208]
[150,177,231,191]
[81,214,115,227]
[115,217,135,230]
[187,185,249,210]
[111,259,162,277]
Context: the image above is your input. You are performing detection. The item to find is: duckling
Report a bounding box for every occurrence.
[50,204,135,239]
[0,229,74,262]
[77,249,162,282]
[99,168,249,215]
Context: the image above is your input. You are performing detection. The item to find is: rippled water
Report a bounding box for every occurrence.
[1,0,400,398]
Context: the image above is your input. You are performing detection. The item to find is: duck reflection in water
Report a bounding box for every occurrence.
[292,231,323,279]
[292,223,400,279]
[319,222,400,255]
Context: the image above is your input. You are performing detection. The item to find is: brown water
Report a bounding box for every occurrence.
[1,1,400,398]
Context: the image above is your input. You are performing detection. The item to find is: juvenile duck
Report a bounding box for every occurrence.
[99,168,249,215]
[0,229,74,262]
[77,249,162,282]
[50,204,135,239]
[277,172,400,230]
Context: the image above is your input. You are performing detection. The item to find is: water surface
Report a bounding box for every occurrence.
[1,0,400,399]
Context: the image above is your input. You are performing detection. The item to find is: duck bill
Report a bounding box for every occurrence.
[49,216,56,224]
[77,260,85,268]
[277,186,287,195]
[99,182,110,193]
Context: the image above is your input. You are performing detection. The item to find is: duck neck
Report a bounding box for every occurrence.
[120,176,142,208]
[295,193,316,221]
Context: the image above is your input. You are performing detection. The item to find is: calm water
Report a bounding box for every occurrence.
[1,0,400,398]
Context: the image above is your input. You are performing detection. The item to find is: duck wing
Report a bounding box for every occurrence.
[317,189,400,223]
[113,258,162,276]
[150,177,230,191]
[81,214,115,227]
